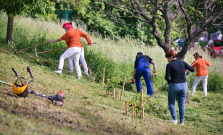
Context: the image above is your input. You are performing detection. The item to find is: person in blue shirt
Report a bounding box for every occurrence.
[132,52,157,95]
[165,49,195,126]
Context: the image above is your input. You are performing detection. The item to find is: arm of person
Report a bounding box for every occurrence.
[80,30,92,45]
[150,60,157,76]
[165,64,171,84]
[49,38,62,43]
[185,62,195,72]
[205,59,211,66]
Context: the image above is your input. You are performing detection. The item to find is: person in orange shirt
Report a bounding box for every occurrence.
[191,52,211,96]
[49,22,92,79]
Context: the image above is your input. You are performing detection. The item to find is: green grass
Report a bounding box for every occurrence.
[0,42,223,135]
[0,12,223,134]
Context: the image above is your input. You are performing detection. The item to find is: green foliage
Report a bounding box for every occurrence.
[207,74,223,92]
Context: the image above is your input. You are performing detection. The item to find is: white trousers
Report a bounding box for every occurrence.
[58,47,81,77]
[191,75,208,96]
[68,48,88,75]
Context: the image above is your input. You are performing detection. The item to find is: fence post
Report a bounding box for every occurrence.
[125,102,128,115]
[106,79,110,97]
[132,102,134,118]
[89,69,94,82]
[120,76,126,100]
[113,88,115,99]
[141,107,144,119]
[102,67,105,85]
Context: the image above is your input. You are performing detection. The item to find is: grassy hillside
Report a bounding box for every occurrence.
[0,13,223,135]
[0,41,223,135]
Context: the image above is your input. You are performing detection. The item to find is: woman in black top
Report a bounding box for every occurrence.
[165,49,194,126]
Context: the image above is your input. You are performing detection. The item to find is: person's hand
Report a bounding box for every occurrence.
[152,72,157,77]
[186,71,190,75]
[131,79,135,84]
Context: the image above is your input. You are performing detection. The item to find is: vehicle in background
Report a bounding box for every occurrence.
[175,38,185,50]
[206,40,223,57]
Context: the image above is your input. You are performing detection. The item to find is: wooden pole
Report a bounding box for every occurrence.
[106,79,110,97]
[132,102,134,118]
[141,89,143,107]
[35,48,37,57]
[186,91,190,104]
[15,42,49,53]
[113,88,115,99]
[143,83,168,106]
[125,102,128,115]
[141,107,144,119]
[120,76,126,100]
[102,67,105,85]
[89,69,93,82]
[117,90,120,100]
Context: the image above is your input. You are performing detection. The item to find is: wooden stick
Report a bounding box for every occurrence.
[141,89,143,107]
[36,47,65,55]
[125,102,128,115]
[102,67,105,85]
[35,48,37,57]
[186,91,190,104]
[143,83,168,106]
[132,102,134,118]
[117,90,120,100]
[89,69,93,82]
[141,107,144,119]
[120,76,126,100]
[113,88,115,99]
[106,79,110,97]
[15,42,49,53]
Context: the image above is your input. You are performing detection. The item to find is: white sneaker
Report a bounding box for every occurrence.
[180,123,184,126]
[169,119,177,125]
[77,76,81,80]
[55,70,62,74]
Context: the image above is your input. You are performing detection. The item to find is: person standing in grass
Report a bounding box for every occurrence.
[49,22,92,79]
[165,49,194,126]
[191,52,211,96]
[67,22,90,77]
[132,52,157,95]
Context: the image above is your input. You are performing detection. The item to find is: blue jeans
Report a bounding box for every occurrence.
[168,82,187,123]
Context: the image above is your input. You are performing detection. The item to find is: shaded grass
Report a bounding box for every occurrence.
[0,46,222,135]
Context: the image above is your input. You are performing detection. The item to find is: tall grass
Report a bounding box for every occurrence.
[0,12,222,92]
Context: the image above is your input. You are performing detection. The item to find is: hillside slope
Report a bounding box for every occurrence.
[0,45,204,135]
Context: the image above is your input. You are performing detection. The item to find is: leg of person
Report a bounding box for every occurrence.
[56,47,77,73]
[80,48,89,76]
[202,75,208,96]
[143,68,153,95]
[191,76,202,95]
[177,82,187,125]
[68,56,74,72]
[73,47,82,79]
[135,71,143,93]
[168,83,178,124]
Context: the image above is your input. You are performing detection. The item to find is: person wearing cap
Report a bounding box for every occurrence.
[165,49,195,126]
[191,52,211,96]
[132,52,157,95]
[49,22,92,79]
[67,22,90,77]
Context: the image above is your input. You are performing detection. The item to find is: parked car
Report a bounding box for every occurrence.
[206,40,223,57]
[175,38,185,50]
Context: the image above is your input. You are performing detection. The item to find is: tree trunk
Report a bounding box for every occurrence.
[6,15,14,44]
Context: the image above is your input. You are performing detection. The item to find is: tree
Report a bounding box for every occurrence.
[95,0,223,59]
[0,0,55,44]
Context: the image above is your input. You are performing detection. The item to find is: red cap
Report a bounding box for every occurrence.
[62,23,73,30]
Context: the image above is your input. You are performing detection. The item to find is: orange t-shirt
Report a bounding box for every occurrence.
[61,28,92,48]
[191,58,211,77]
